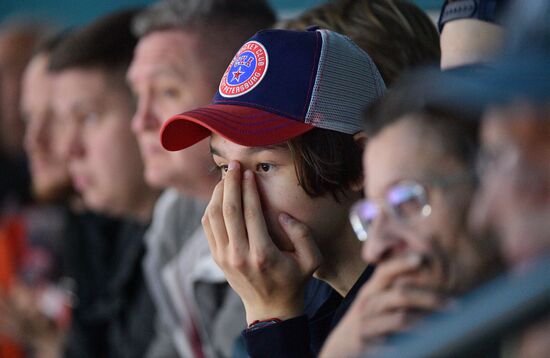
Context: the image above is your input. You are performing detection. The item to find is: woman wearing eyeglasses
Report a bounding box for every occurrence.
[320,76,504,357]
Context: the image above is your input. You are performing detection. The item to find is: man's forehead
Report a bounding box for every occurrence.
[134,29,199,64]
[129,33,199,82]
[52,75,107,112]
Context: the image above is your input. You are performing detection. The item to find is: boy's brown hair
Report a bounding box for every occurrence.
[280,0,440,86]
[286,128,363,201]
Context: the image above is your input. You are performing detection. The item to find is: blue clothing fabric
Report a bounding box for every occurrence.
[242,265,375,357]
[64,213,155,358]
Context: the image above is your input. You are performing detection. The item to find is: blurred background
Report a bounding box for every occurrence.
[0,0,441,26]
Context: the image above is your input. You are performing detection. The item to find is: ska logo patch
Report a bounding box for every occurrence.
[219,41,268,98]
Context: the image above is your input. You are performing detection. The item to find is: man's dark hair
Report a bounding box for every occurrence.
[49,9,139,77]
[132,0,275,37]
[364,72,481,171]
[33,29,71,57]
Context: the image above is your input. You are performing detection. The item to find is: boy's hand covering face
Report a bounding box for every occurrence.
[202,161,323,323]
[320,254,448,357]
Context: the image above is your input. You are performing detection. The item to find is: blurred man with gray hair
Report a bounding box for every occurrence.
[127,1,275,356]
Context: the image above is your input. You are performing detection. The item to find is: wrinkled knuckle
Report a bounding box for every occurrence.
[229,255,246,270]
[223,202,239,218]
[243,206,259,221]
[251,252,269,270]
[215,253,227,268]
[208,203,222,219]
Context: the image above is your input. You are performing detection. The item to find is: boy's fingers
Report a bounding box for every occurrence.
[279,213,322,273]
[202,212,217,255]
[206,180,229,248]
[242,170,274,254]
[222,161,249,255]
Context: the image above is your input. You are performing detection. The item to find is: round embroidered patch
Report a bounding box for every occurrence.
[219,41,269,98]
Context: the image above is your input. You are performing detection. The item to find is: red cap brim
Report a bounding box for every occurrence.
[160,104,315,151]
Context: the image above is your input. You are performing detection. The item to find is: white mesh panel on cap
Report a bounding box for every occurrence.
[305,30,386,134]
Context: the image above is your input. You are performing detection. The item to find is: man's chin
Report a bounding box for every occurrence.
[33,180,73,203]
[144,166,171,190]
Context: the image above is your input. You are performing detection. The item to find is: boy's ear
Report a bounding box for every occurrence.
[353,131,367,150]
[350,131,367,193]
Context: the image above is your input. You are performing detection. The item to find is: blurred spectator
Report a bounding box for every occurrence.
[366,0,550,355]
[22,34,73,204]
[0,30,68,358]
[128,1,275,357]
[320,75,504,357]
[471,66,550,357]
[48,9,160,357]
[0,21,43,157]
[0,20,50,207]
[438,0,509,69]
[279,0,440,85]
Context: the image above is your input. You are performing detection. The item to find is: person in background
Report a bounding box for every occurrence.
[279,0,440,86]
[320,75,504,357]
[472,67,550,358]
[0,30,68,358]
[48,9,160,357]
[438,0,509,69]
[0,30,121,358]
[0,21,47,206]
[465,0,550,347]
[127,0,275,356]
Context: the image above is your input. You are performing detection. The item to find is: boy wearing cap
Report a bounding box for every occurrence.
[161,28,385,356]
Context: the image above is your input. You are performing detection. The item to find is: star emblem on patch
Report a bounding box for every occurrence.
[232,66,244,82]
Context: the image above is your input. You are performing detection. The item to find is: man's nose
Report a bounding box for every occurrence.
[131,92,160,134]
[66,121,85,159]
[362,211,407,264]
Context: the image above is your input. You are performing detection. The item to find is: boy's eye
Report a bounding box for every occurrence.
[256,163,273,173]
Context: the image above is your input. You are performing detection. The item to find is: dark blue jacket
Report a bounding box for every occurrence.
[242,265,375,357]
